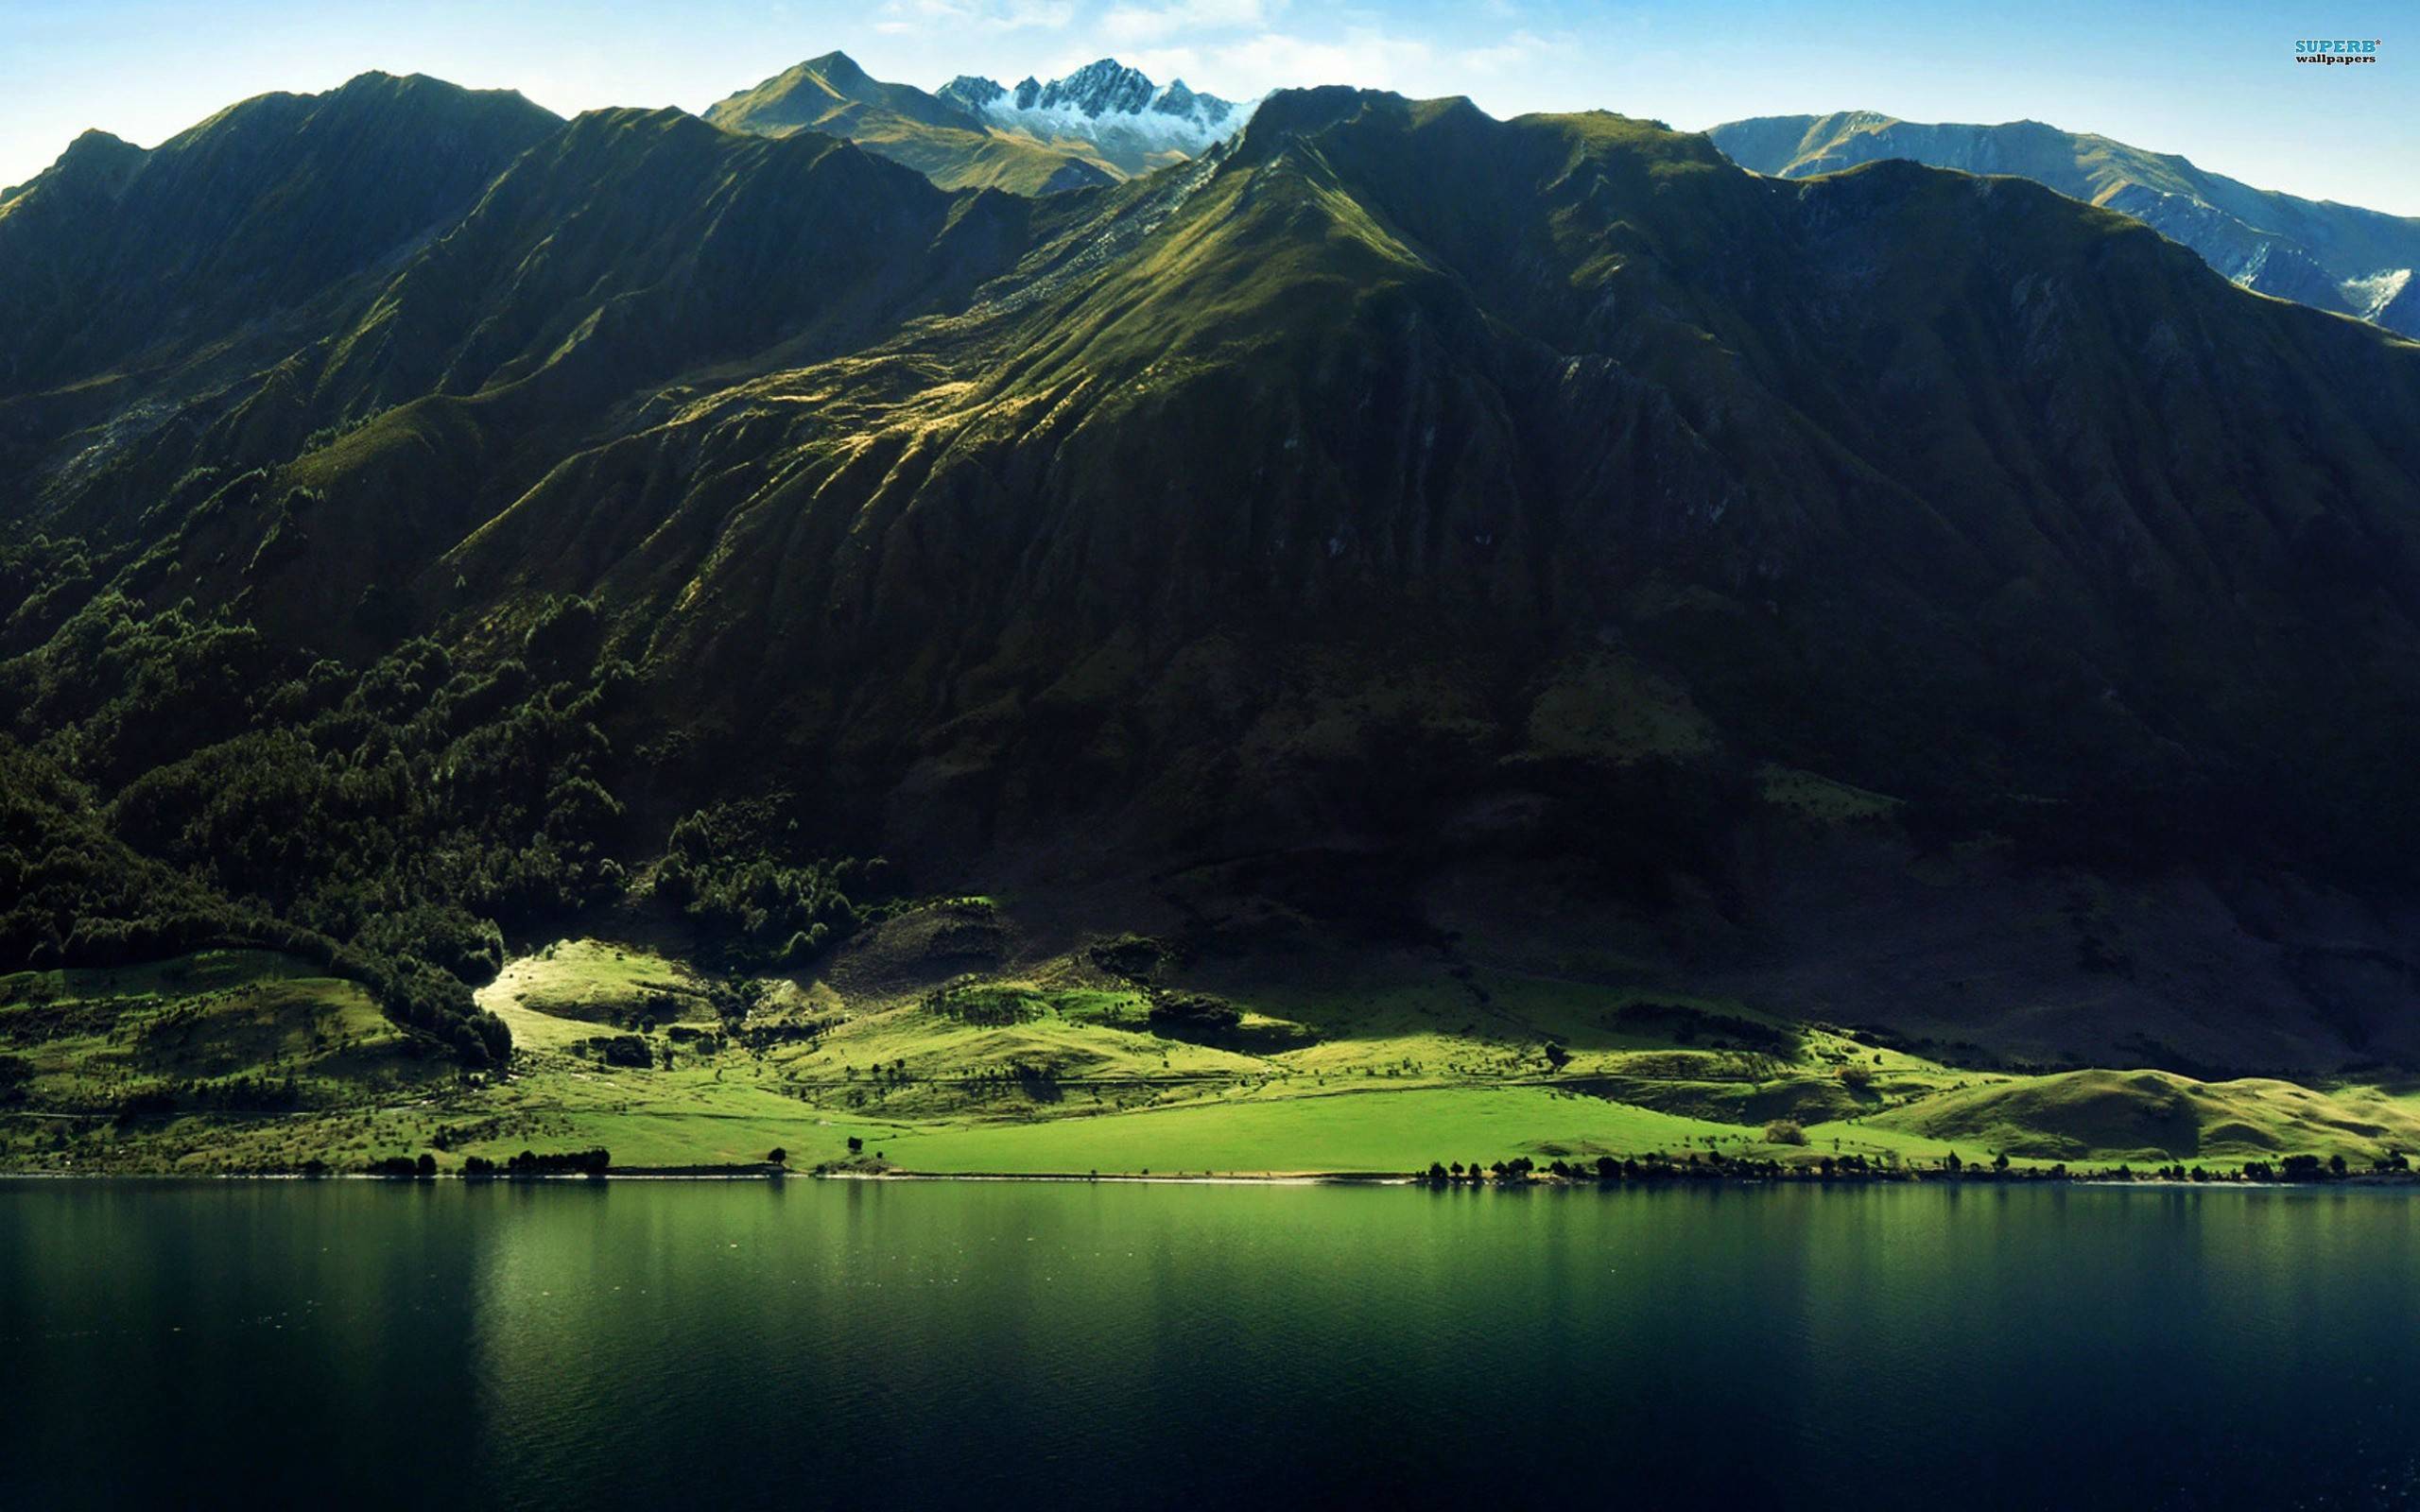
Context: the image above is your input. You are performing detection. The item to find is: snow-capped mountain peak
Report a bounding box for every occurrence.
[939,59,1253,171]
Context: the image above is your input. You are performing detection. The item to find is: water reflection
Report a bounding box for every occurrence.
[6,1181,2419,1509]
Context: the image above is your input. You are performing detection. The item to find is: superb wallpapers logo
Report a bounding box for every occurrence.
[2295,38,2380,64]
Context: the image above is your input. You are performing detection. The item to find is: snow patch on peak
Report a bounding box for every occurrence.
[940,58,1253,161]
[2342,266,2412,322]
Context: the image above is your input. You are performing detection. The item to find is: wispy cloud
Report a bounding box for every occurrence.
[1102,0,1277,45]
[873,0,1076,38]
[1463,28,1546,75]
[1121,45,1207,81]
[1211,26,1434,94]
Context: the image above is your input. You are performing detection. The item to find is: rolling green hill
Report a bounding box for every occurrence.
[5,72,2420,1170]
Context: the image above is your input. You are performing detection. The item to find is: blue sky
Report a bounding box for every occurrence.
[5,0,2415,213]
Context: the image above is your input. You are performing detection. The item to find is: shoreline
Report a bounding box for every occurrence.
[10,1166,2420,1191]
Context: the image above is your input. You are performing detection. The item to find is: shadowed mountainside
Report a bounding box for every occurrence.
[0,73,562,396]
[6,77,2420,1075]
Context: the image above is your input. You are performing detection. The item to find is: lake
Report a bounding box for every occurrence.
[6,1178,2419,1509]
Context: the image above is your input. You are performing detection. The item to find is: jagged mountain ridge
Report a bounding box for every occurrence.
[939,58,1248,173]
[703,51,1119,196]
[707,52,1245,192]
[7,78,2420,1064]
[1709,112,2420,337]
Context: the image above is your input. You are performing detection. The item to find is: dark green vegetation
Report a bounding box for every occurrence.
[6,60,2420,1170]
[1710,111,2420,336]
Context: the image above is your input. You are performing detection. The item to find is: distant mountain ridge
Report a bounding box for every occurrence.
[1709,112,2420,337]
[0,72,561,396]
[702,50,1114,195]
[706,52,1247,193]
[939,58,1248,172]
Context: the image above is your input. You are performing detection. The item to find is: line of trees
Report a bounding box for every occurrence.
[367,1148,614,1177]
[1422,1149,2416,1185]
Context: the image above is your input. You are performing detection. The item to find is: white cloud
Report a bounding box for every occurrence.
[1210,26,1434,95]
[873,0,1076,36]
[1463,29,1547,75]
[1123,46,1208,82]
[1101,0,1276,45]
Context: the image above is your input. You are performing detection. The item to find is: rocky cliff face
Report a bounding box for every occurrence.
[940,57,1251,174]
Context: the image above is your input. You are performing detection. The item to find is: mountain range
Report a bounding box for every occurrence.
[1711,112,2420,338]
[704,52,1246,194]
[5,60,2420,1078]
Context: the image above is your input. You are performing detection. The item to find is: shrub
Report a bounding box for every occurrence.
[1763,1118,1808,1146]
[1146,991,1242,1034]
[591,1035,652,1069]
[1088,935,1167,981]
[928,982,1041,1024]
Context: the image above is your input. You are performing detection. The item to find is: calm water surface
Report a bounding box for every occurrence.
[5,1178,2418,1509]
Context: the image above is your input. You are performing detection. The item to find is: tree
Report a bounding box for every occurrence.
[768,1147,787,1166]
[846,1135,864,1154]
[416,1152,437,1179]
[1763,1118,1807,1146]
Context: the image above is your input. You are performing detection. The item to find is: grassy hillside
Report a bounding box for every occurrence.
[6,74,2420,1142]
[0,950,458,1171]
[703,51,1119,196]
[1857,1069,2420,1163]
[11,920,2418,1177]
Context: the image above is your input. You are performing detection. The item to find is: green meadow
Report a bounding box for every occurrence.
[10,929,2420,1178]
